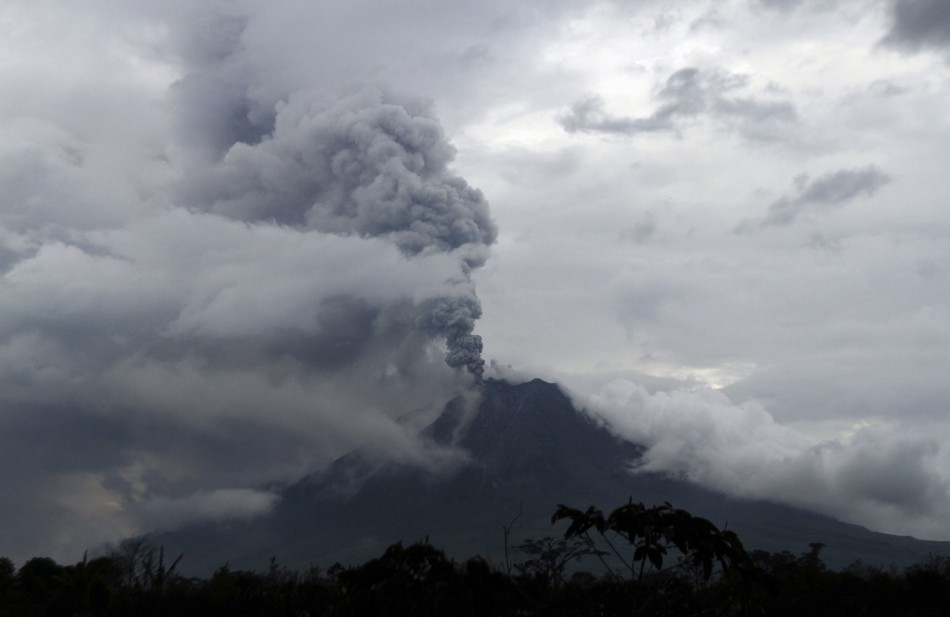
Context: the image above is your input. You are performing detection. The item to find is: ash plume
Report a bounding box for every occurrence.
[178,88,497,376]
[0,5,498,561]
[421,296,486,381]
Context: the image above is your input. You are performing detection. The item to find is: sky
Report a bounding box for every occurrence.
[0,0,949,562]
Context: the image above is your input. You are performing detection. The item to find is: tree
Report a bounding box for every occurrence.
[0,557,13,591]
[512,535,604,584]
[552,499,759,614]
[553,499,754,583]
[106,534,182,593]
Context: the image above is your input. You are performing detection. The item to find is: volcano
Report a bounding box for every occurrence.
[157,378,950,574]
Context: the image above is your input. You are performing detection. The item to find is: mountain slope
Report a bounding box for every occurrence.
[158,378,950,574]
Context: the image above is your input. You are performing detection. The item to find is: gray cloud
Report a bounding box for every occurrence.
[559,68,796,139]
[756,0,806,9]
[164,17,496,380]
[0,207,486,560]
[172,82,496,380]
[421,297,487,379]
[761,166,892,226]
[180,90,496,267]
[5,0,950,562]
[882,0,950,52]
[0,2,499,562]
[560,96,672,135]
[134,489,280,531]
[619,212,657,245]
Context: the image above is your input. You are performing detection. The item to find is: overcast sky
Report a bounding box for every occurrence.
[1,0,949,562]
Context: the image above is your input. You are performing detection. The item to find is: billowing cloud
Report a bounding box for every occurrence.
[173,88,497,378]
[559,68,796,140]
[0,2,495,562]
[569,378,950,540]
[179,90,496,266]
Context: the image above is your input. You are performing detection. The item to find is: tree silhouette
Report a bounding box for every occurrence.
[553,499,754,582]
[512,535,603,584]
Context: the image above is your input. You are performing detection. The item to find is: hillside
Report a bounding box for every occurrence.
[157,378,950,574]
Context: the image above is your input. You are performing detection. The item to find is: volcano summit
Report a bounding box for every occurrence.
[156,378,950,574]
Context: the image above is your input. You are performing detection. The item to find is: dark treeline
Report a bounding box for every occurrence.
[3,500,949,616]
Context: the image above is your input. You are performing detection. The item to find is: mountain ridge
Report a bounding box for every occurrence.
[156,378,950,574]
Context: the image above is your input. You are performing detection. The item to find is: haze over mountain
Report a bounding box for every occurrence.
[157,378,950,575]
[3,0,950,565]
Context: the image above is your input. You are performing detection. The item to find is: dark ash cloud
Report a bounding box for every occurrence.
[163,7,497,379]
[174,84,497,379]
[180,90,496,267]
[882,0,950,52]
[559,68,796,139]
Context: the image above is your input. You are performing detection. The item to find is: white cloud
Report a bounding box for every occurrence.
[136,489,279,530]
[568,377,950,540]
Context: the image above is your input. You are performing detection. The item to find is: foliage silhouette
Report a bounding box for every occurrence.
[553,499,755,581]
[512,535,603,584]
[1,499,949,616]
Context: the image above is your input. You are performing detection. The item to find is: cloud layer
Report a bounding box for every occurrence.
[560,67,797,140]
[882,0,950,52]
[0,2,496,561]
[3,0,950,561]
[568,378,950,540]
